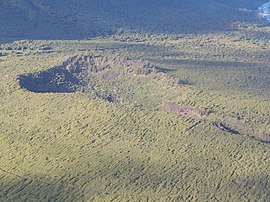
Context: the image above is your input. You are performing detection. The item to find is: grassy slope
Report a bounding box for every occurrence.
[0,28,269,201]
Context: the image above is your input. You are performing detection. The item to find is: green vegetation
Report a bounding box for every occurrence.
[0,0,267,40]
[0,0,270,201]
[0,26,269,201]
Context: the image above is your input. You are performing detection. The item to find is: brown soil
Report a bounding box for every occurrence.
[255,132,270,143]
[162,102,208,119]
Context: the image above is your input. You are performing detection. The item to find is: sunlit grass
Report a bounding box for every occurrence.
[0,31,269,201]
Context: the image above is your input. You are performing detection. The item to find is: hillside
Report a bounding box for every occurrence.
[0,0,267,40]
[0,1,270,201]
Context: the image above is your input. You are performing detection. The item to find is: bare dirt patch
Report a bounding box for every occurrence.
[162,102,209,119]
[215,117,253,135]
[255,132,270,143]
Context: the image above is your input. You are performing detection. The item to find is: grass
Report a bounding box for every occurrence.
[0,27,270,201]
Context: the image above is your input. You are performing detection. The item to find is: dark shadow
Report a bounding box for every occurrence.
[158,58,256,70]
[0,176,83,202]
[0,162,269,201]
[179,79,193,85]
[18,67,81,93]
[0,0,267,42]
[213,122,240,135]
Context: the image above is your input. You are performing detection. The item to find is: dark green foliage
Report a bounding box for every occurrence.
[0,0,266,40]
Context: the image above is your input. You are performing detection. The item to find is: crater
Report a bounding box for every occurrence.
[19,54,157,94]
[19,54,182,109]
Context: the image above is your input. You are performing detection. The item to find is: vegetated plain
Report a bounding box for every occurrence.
[0,1,270,201]
[0,27,269,201]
